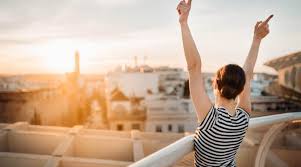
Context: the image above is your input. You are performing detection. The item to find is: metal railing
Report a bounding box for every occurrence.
[129,112,301,167]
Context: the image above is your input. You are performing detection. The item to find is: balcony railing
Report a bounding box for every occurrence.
[129,112,301,167]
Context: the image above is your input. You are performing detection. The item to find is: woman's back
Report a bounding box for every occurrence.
[194,107,250,167]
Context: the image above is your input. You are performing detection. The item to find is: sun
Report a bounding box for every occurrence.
[44,51,74,73]
[28,38,98,73]
[44,53,74,73]
[37,39,87,73]
[43,40,80,73]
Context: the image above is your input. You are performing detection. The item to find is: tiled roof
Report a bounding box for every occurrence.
[111,88,129,101]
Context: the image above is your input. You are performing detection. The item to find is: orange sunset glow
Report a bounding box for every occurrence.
[0,1,301,167]
[0,0,300,74]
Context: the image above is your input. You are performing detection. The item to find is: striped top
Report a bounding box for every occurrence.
[194,106,250,167]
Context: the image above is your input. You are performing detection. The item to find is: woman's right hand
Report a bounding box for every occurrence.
[254,15,273,40]
[177,0,192,24]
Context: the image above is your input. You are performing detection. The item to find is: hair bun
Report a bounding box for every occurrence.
[214,64,246,100]
[220,86,237,99]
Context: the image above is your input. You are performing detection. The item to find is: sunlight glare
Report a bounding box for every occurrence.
[35,39,92,73]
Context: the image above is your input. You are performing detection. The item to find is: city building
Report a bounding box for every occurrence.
[106,72,159,97]
[144,95,197,133]
[154,66,187,96]
[265,51,301,105]
[80,74,105,98]
[105,65,190,133]
[107,88,146,131]
[251,95,300,112]
[106,66,187,97]
[0,86,75,126]
[0,51,90,127]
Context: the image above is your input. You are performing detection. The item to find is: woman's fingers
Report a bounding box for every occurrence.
[254,15,273,39]
[179,0,191,5]
[177,3,190,12]
[263,14,274,24]
[177,0,191,23]
[255,15,273,30]
[177,2,185,14]
[177,7,181,14]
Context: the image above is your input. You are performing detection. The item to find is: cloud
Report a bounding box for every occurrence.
[0,0,301,73]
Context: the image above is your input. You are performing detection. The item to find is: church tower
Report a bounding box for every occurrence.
[75,51,80,76]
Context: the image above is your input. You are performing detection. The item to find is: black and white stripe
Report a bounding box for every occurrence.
[194,106,250,167]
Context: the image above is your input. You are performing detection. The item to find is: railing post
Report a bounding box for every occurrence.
[131,130,145,162]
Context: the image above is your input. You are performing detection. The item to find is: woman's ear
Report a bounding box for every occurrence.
[212,78,218,90]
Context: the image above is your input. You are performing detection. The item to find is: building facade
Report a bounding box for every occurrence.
[145,95,197,133]
[265,51,301,105]
[107,88,146,131]
[0,87,76,126]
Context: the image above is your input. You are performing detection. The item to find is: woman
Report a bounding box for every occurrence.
[177,0,273,166]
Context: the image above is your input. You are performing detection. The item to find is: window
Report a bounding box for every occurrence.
[132,123,140,130]
[155,125,162,132]
[178,125,185,133]
[149,107,164,112]
[117,124,123,131]
[168,124,172,132]
[168,107,178,111]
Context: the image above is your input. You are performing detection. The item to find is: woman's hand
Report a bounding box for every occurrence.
[177,0,192,24]
[254,15,273,40]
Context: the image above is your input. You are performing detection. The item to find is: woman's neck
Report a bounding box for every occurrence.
[215,96,237,116]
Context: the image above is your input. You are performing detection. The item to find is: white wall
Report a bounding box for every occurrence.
[145,97,197,133]
[106,73,159,97]
[111,101,131,112]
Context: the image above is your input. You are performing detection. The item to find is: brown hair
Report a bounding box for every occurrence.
[213,64,246,100]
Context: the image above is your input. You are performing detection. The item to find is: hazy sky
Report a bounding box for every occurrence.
[0,0,300,74]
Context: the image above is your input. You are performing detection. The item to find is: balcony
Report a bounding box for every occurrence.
[0,112,300,167]
[130,112,301,167]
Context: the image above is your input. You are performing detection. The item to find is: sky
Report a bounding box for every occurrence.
[0,0,300,74]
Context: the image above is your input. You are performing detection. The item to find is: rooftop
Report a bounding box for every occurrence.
[265,51,301,71]
[111,88,129,101]
[0,122,183,167]
[1,112,301,167]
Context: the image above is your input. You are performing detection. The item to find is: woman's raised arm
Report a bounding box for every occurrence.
[177,0,212,122]
[238,15,273,113]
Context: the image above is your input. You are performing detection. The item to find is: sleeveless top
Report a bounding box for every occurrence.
[194,106,250,167]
